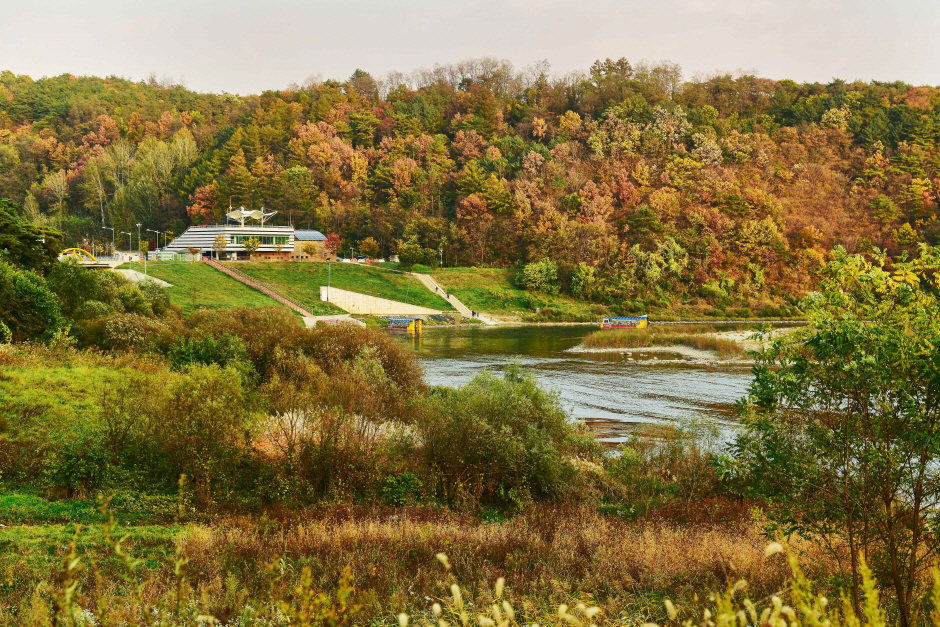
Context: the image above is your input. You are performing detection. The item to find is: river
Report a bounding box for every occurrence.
[394,325,755,445]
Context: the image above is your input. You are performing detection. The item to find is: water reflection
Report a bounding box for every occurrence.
[396,325,755,444]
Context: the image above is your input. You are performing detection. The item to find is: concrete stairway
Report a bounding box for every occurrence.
[410,273,500,325]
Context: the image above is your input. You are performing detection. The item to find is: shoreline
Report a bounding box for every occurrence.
[415,318,807,329]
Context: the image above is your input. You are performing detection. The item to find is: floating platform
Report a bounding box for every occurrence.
[386,317,423,333]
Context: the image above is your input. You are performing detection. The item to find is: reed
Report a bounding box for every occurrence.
[581,327,747,359]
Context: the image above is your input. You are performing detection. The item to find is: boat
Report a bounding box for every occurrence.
[600,315,648,329]
[386,317,423,333]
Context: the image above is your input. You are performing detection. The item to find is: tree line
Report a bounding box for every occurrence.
[0,58,938,311]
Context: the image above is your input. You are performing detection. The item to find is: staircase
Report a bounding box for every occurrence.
[204,259,316,318]
[410,273,500,325]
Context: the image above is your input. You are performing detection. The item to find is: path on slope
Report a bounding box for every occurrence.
[205,259,316,318]
[410,273,501,326]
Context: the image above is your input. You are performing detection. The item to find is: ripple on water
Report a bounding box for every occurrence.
[398,325,754,441]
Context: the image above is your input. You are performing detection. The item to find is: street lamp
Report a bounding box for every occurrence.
[121,232,131,256]
[103,227,114,258]
[147,229,162,253]
[136,223,145,276]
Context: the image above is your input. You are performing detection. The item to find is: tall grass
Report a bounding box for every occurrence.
[582,326,747,360]
[0,504,836,625]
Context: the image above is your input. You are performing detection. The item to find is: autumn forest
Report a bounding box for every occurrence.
[1,58,938,313]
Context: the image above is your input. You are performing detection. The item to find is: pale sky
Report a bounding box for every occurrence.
[2,0,938,95]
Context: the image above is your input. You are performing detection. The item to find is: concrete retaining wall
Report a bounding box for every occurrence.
[320,286,442,315]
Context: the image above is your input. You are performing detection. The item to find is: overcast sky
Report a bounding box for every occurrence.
[2,0,938,95]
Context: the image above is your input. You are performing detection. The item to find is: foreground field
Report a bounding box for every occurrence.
[0,501,833,626]
[232,262,456,313]
[119,262,283,313]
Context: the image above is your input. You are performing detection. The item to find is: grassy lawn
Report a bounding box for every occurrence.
[230,262,455,312]
[431,267,601,321]
[119,262,283,314]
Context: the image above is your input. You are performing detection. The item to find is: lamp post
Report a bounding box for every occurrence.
[147,229,162,257]
[103,227,114,258]
[136,223,145,275]
[121,232,131,257]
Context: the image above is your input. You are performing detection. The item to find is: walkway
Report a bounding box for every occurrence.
[410,273,501,326]
[113,269,172,287]
[204,259,316,318]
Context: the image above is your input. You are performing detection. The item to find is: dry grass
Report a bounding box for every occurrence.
[172,505,831,623]
[582,327,748,360]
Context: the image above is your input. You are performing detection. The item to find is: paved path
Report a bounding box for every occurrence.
[113,269,172,287]
[410,273,501,326]
[205,259,316,318]
[303,314,366,328]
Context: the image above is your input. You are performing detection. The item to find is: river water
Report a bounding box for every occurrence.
[395,325,755,445]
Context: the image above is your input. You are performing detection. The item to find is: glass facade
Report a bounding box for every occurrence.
[230,235,290,246]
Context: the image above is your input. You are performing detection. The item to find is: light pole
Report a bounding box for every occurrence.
[103,227,114,258]
[136,223,145,275]
[121,232,131,257]
[147,229,162,257]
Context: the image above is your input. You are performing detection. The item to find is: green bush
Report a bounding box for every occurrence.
[0,260,65,343]
[417,363,594,507]
[166,332,249,371]
[518,259,560,294]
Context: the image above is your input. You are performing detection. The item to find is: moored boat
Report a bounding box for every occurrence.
[600,315,648,329]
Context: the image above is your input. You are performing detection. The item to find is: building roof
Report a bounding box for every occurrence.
[294,230,326,241]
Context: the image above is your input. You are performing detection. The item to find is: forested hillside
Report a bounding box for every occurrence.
[1,59,938,312]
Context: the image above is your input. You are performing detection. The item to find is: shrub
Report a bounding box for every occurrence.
[416,363,592,507]
[518,259,560,294]
[156,363,255,497]
[137,278,171,316]
[166,332,249,371]
[46,259,100,318]
[0,260,65,343]
[99,314,167,352]
[117,284,152,316]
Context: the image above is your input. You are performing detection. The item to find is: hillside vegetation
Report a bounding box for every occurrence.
[232,261,456,312]
[120,261,286,313]
[1,60,938,315]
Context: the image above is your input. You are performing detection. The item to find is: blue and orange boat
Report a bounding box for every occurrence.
[600,315,648,329]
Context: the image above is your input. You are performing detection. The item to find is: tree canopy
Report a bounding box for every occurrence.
[1,61,939,312]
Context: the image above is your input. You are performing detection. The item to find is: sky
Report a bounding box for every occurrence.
[2,0,938,95]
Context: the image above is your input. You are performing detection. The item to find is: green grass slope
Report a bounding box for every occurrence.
[119,262,284,314]
[231,262,456,312]
[431,268,600,322]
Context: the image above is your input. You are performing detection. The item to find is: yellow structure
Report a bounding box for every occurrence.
[386,317,423,333]
[58,248,98,263]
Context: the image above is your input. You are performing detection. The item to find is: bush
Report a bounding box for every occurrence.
[0,260,65,343]
[157,363,255,497]
[99,314,167,352]
[416,363,594,507]
[166,332,249,371]
[518,259,560,294]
